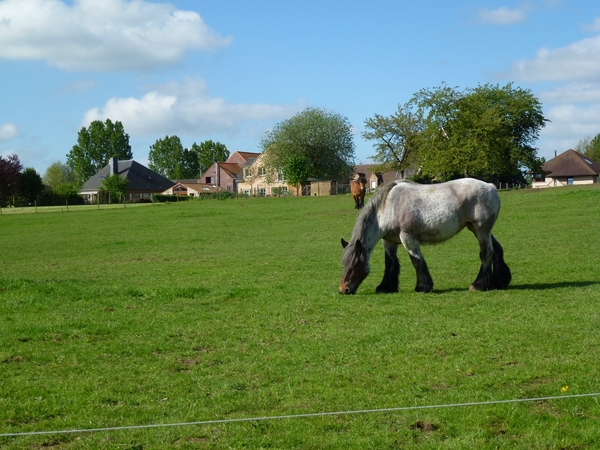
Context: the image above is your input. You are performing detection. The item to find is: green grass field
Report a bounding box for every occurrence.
[1,186,600,449]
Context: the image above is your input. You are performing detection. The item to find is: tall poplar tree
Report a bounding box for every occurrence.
[67,119,132,185]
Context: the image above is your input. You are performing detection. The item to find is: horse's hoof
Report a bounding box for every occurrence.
[469,285,482,292]
[415,285,433,293]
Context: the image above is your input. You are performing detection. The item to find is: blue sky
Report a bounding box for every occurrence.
[1,0,600,175]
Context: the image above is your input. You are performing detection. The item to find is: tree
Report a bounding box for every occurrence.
[362,102,424,178]
[194,140,229,175]
[20,168,45,204]
[149,135,199,179]
[43,161,76,189]
[99,174,130,203]
[408,83,548,182]
[575,133,600,162]
[260,107,355,189]
[67,119,132,185]
[0,154,23,206]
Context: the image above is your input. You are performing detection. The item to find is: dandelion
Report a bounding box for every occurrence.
[561,385,569,393]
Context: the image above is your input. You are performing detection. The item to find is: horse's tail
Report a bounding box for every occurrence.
[491,235,511,289]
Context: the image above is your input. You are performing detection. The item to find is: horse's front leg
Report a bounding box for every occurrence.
[376,240,400,293]
[400,232,433,293]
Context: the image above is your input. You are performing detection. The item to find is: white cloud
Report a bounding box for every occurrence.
[507,35,600,82]
[581,17,600,33]
[0,0,232,71]
[540,103,600,150]
[81,78,304,137]
[477,6,529,25]
[539,82,600,104]
[0,123,18,141]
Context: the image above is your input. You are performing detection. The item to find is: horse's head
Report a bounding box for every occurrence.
[356,176,367,193]
[339,238,370,294]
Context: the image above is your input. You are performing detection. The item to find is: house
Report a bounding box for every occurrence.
[79,158,175,203]
[161,181,219,197]
[236,153,293,196]
[532,149,600,188]
[198,151,261,193]
[354,164,412,190]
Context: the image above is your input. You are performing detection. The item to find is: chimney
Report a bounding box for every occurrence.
[110,157,118,176]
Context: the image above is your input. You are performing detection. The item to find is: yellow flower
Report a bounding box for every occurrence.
[561,385,569,393]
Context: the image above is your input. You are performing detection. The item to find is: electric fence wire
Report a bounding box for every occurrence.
[1,392,599,438]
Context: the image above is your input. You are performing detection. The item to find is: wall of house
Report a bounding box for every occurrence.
[532,175,598,188]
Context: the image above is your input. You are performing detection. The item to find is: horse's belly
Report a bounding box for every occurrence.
[398,212,463,244]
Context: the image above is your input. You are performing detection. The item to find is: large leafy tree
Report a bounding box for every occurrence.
[260,107,355,186]
[149,135,200,179]
[67,119,133,185]
[410,83,547,181]
[0,154,23,206]
[194,140,229,174]
[366,84,547,182]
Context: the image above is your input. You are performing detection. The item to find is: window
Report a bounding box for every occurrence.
[258,188,266,197]
[278,171,284,182]
[205,176,214,184]
[258,167,266,177]
[244,168,252,179]
[567,177,574,185]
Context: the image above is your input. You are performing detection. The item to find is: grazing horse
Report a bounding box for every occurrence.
[340,179,511,294]
[350,176,367,209]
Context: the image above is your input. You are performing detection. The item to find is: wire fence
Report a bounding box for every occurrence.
[1,392,598,438]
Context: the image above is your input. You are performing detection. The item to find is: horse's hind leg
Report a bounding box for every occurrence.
[470,232,494,291]
[400,232,434,293]
[469,229,511,291]
[490,235,511,289]
[376,240,400,293]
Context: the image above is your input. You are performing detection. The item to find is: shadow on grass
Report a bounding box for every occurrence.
[337,281,600,296]
[506,281,600,290]
[395,280,600,295]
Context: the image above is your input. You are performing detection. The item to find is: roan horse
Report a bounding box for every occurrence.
[350,175,367,209]
[340,178,511,294]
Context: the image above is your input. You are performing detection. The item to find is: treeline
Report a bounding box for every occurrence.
[0,154,81,208]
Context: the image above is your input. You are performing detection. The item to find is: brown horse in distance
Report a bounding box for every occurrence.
[351,175,367,209]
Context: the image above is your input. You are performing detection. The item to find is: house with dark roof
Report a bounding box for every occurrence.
[79,158,175,203]
[532,149,600,188]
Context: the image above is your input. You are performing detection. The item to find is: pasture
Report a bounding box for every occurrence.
[1,185,600,449]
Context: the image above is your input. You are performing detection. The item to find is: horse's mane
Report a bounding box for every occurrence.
[351,181,398,241]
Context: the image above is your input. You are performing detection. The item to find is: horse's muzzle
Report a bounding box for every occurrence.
[339,285,355,295]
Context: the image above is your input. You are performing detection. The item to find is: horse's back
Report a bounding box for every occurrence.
[382,179,500,243]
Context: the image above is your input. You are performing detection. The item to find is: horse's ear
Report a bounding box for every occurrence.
[341,238,349,248]
[355,239,364,253]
